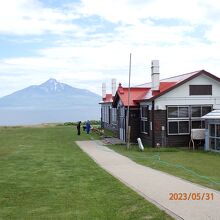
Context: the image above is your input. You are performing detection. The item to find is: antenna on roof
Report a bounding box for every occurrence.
[126,53,131,149]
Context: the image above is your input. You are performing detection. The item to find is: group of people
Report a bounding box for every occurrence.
[76,120,91,135]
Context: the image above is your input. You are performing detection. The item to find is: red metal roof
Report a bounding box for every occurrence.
[101,94,113,103]
[115,85,149,107]
[142,82,177,100]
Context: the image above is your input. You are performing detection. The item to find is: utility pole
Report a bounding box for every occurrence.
[126,53,131,149]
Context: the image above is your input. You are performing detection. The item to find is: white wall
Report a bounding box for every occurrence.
[153,74,220,110]
[101,103,111,123]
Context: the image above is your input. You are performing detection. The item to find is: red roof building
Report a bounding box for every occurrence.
[100,61,220,147]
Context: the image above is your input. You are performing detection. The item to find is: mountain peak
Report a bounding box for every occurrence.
[44,78,58,84]
[40,78,64,93]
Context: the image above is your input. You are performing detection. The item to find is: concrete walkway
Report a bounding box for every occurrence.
[76,140,220,220]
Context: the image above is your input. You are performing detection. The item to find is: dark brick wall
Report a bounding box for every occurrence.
[129,109,140,143]
[166,135,190,147]
[154,110,166,147]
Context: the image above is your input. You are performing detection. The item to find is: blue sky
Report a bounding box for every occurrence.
[0,0,220,96]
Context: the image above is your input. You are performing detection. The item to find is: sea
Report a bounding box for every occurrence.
[0,107,100,126]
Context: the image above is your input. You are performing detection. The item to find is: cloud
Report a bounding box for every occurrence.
[1,0,220,97]
[76,0,205,24]
[0,0,80,35]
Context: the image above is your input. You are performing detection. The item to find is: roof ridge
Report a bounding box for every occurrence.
[160,70,203,81]
[136,70,203,86]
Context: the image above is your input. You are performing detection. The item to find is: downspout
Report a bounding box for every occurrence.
[152,100,155,147]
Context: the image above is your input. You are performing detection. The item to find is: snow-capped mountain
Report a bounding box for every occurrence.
[0,79,101,109]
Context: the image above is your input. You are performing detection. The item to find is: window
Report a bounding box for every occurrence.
[111,108,117,124]
[191,106,201,117]
[118,106,125,129]
[141,120,149,133]
[167,105,212,135]
[191,106,212,118]
[209,124,220,151]
[102,105,110,123]
[217,124,220,137]
[168,106,189,118]
[141,106,148,118]
[179,121,190,133]
[191,120,205,129]
[191,106,212,129]
[101,106,106,123]
[167,106,189,135]
[189,85,212,95]
[119,118,125,129]
[202,106,212,116]
[167,107,178,118]
[210,124,215,136]
[140,106,149,134]
[168,121,189,134]
[119,107,125,117]
[168,121,178,134]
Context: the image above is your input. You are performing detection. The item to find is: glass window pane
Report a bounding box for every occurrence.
[168,121,178,134]
[179,107,189,118]
[168,107,178,118]
[216,139,220,150]
[179,121,189,133]
[191,106,201,117]
[144,121,148,133]
[141,120,148,133]
[190,85,212,95]
[210,124,215,137]
[210,138,215,150]
[142,107,148,118]
[216,125,220,137]
[192,121,202,129]
[201,121,205,128]
[202,106,212,116]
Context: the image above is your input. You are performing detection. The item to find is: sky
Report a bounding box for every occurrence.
[1,0,220,96]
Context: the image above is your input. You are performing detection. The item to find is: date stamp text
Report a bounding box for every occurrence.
[169,192,214,201]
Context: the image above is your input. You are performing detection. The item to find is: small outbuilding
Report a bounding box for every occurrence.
[202,110,220,152]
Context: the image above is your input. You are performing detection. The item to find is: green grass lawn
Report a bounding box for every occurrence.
[108,145,220,191]
[0,126,171,220]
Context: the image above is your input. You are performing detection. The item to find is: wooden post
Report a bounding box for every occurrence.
[126,53,131,149]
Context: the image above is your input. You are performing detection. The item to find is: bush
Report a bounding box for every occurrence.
[63,120,101,126]
[63,122,77,126]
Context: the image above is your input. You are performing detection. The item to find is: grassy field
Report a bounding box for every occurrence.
[108,145,220,191]
[0,125,171,220]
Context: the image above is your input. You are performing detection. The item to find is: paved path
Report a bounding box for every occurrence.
[76,140,220,220]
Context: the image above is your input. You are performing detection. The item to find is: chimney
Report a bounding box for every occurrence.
[118,83,124,94]
[111,78,116,96]
[151,60,160,91]
[102,82,106,99]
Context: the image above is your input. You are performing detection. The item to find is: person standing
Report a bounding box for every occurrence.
[86,120,91,134]
[77,121,81,135]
